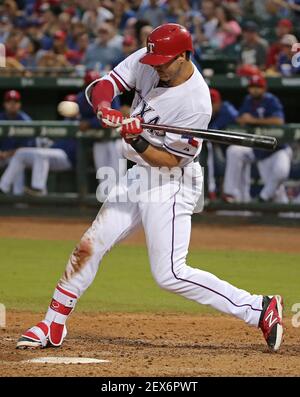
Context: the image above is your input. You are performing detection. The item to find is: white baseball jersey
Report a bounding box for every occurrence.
[86,48,212,166]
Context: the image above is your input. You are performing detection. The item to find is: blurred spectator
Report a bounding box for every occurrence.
[164,0,190,24]
[72,32,90,65]
[272,0,300,17]
[128,0,143,13]
[207,88,239,199]
[113,35,138,66]
[0,90,33,195]
[81,0,114,31]
[2,0,19,19]
[210,4,242,49]
[136,0,166,28]
[266,19,294,69]
[134,19,153,47]
[0,90,31,122]
[0,1,297,79]
[239,0,263,20]
[16,37,40,69]
[239,21,268,70]
[0,16,13,44]
[67,21,87,50]
[138,24,153,48]
[223,75,291,203]
[276,34,300,75]
[50,29,86,66]
[84,22,123,70]
[37,49,71,74]
[114,0,136,30]
[194,0,218,46]
[5,30,22,58]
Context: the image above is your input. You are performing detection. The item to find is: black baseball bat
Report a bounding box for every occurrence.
[141,123,277,151]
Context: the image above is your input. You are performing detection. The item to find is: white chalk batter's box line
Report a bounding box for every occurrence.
[0,303,6,328]
[0,44,6,68]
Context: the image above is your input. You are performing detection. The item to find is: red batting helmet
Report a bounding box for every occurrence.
[248,75,267,89]
[139,23,193,66]
[4,90,21,101]
[210,88,222,104]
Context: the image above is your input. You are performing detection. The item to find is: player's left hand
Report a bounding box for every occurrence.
[120,116,143,141]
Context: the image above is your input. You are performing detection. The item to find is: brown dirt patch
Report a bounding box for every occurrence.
[0,311,299,377]
[0,216,299,253]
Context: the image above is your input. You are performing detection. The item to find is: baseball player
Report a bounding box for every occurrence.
[207,89,239,199]
[0,137,76,196]
[0,90,33,195]
[17,24,283,352]
[223,75,292,203]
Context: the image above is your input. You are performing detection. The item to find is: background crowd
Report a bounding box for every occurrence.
[0,0,300,77]
[0,0,300,204]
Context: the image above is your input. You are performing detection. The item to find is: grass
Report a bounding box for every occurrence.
[0,238,299,315]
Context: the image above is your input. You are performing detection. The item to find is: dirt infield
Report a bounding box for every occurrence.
[1,311,300,377]
[1,217,300,376]
[0,216,300,253]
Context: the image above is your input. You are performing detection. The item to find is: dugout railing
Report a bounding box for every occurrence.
[0,121,300,214]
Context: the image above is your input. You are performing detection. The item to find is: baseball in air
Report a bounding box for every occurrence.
[57,101,79,118]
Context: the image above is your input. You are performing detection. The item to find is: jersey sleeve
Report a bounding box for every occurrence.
[163,112,211,159]
[110,48,146,92]
[85,48,146,107]
[268,96,285,120]
[238,97,251,116]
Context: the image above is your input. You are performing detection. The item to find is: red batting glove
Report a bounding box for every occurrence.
[120,116,143,141]
[97,104,123,128]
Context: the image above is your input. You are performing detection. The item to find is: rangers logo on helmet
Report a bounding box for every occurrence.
[148,42,155,53]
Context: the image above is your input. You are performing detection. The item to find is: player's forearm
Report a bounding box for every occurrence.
[137,144,181,168]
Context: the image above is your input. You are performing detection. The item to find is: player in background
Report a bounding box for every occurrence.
[207,89,239,200]
[0,93,77,196]
[223,75,292,203]
[0,90,34,195]
[16,24,283,353]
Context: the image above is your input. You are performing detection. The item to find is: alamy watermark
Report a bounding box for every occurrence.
[95,160,205,211]
[0,303,6,328]
[291,303,300,328]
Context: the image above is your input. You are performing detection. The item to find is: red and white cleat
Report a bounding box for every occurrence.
[16,321,67,349]
[259,295,284,352]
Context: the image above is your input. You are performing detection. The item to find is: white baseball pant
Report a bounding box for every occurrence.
[223,146,292,202]
[93,139,127,178]
[0,158,24,195]
[0,147,72,194]
[55,162,263,327]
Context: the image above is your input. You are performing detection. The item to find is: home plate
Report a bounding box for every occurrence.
[24,357,110,364]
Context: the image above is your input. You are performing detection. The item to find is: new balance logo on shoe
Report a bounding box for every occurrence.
[265,310,278,328]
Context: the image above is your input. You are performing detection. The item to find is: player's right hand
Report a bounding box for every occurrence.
[97,105,123,128]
